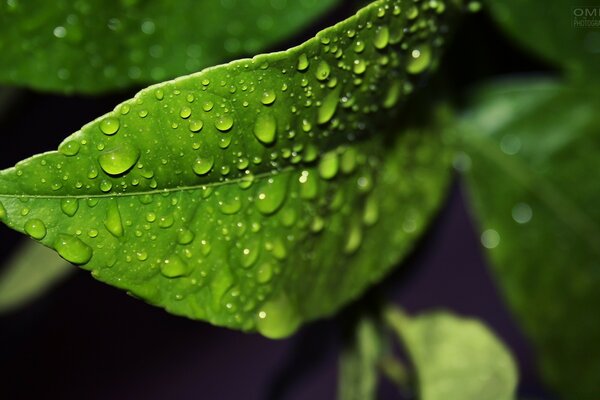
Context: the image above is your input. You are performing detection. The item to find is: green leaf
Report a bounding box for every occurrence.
[0,0,339,93]
[485,0,600,82]
[0,238,73,313]
[338,310,385,400]
[0,0,458,337]
[385,307,518,400]
[455,78,600,399]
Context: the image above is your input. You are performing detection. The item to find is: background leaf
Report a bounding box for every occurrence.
[0,0,339,93]
[385,307,518,400]
[338,310,385,400]
[0,0,458,337]
[0,238,73,313]
[484,0,600,82]
[456,78,600,399]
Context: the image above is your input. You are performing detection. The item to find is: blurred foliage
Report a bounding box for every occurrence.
[0,238,73,313]
[485,0,600,82]
[0,0,339,93]
[456,79,600,399]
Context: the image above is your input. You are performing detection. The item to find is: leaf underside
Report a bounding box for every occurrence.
[0,0,339,93]
[458,78,600,399]
[0,0,458,337]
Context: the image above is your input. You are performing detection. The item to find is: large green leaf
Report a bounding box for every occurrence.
[0,239,73,313]
[456,79,600,399]
[0,0,339,93]
[0,0,458,337]
[485,0,600,82]
[385,308,518,400]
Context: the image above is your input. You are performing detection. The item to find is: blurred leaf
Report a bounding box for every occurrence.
[456,78,600,399]
[385,307,518,400]
[0,0,339,93]
[485,0,600,82]
[338,311,385,400]
[0,0,458,337]
[0,238,73,313]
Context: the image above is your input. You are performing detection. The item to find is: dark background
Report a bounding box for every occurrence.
[0,5,557,400]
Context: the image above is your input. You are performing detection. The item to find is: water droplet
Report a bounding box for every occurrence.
[256,262,274,283]
[256,294,300,339]
[363,195,379,226]
[344,222,362,254]
[299,170,318,199]
[188,119,204,132]
[353,59,367,75]
[98,144,141,176]
[481,229,500,249]
[24,218,47,240]
[202,101,214,111]
[340,148,358,174]
[59,140,80,156]
[512,203,533,224]
[154,89,164,100]
[297,53,309,71]
[261,90,277,105]
[179,106,192,119]
[318,152,339,180]
[54,234,93,264]
[215,115,234,131]
[383,81,401,109]
[218,194,242,215]
[192,156,214,176]
[160,254,190,278]
[256,177,287,215]
[406,45,432,74]
[254,114,277,145]
[315,61,331,81]
[317,88,341,125]
[373,26,390,49]
[99,117,120,135]
[104,202,123,237]
[177,228,195,245]
[60,199,79,217]
[158,215,174,228]
[240,244,259,269]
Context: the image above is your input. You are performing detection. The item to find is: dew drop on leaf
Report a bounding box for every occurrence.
[24,218,47,240]
[406,45,432,74]
[261,90,277,105]
[317,88,341,125]
[256,294,301,339]
[104,202,124,237]
[318,152,339,180]
[192,156,214,176]
[255,177,287,215]
[98,144,141,176]
[60,198,79,217]
[99,117,120,135]
[215,115,234,131]
[54,234,93,264]
[253,114,277,145]
[160,254,189,278]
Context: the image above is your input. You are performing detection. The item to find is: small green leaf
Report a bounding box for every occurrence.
[0,0,458,336]
[0,238,73,313]
[338,311,385,400]
[0,0,339,93]
[385,308,518,400]
[485,0,600,82]
[456,78,600,399]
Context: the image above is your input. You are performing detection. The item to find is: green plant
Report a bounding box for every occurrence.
[0,0,598,398]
